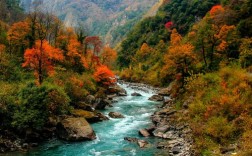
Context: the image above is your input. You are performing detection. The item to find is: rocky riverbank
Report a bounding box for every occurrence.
[150,98,194,155]
[121,81,194,156]
[0,83,128,153]
[1,81,194,155]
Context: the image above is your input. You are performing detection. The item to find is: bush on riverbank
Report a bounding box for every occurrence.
[12,83,71,130]
[180,65,252,155]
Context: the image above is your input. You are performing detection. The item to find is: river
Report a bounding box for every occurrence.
[8,83,164,156]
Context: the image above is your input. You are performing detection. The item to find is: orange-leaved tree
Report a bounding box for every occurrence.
[22,40,64,85]
[100,46,117,69]
[189,5,235,69]
[7,20,30,53]
[161,29,195,83]
[93,65,116,87]
[135,43,152,62]
[66,38,88,70]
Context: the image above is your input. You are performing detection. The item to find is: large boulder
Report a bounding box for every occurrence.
[72,109,108,123]
[56,117,96,141]
[108,112,125,118]
[148,95,164,102]
[108,84,127,96]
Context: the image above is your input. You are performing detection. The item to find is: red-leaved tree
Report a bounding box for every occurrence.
[165,21,173,30]
[85,36,102,56]
[93,65,116,87]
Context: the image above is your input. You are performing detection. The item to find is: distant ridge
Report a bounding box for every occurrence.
[19,0,158,46]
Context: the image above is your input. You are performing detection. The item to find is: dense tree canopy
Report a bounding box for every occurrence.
[119,2,252,154]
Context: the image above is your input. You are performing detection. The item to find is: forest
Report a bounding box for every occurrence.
[0,0,118,151]
[118,0,252,155]
[0,0,252,155]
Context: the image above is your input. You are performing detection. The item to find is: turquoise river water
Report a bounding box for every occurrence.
[5,83,166,156]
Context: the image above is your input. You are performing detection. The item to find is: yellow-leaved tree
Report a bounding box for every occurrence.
[161,29,195,83]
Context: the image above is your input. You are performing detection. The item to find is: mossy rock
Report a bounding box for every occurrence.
[72,109,108,123]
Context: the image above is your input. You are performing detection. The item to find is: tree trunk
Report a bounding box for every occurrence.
[38,40,43,85]
[209,43,215,70]
[201,40,207,67]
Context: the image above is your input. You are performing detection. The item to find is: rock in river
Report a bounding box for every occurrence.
[137,140,149,148]
[72,109,108,123]
[131,92,142,96]
[56,117,96,141]
[148,95,164,102]
[108,84,127,96]
[139,129,151,137]
[108,112,125,118]
[93,98,112,110]
[124,137,138,143]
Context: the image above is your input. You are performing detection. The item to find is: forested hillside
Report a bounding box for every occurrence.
[1,0,252,155]
[0,0,119,152]
[119,0,252,155]
[118,0,221,68]
[19,0,158,45]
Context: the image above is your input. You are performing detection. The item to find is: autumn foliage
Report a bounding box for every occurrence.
[184,66,252,154]
[100,46,117,68]
[85,36,102,55]
[165,21,173,30]
[22,40,63,84]
[209,5,224,16]
[93,65,116,86]
[7,21,30,52]
[161,29,195,82]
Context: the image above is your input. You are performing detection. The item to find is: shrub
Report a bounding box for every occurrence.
[50,71,97,103]
[12,83,71,130]
[119,68,133,81]
[184,66,252,154]
[0,82,19,128]
[64,76,89,103]
[205,116,235,143]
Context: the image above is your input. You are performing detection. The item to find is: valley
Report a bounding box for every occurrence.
[20,0,159,45]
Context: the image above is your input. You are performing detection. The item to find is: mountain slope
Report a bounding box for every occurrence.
[117,0,219,68]
[19,0,158,45]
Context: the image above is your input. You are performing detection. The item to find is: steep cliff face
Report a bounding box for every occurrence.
[20,0,159,45]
